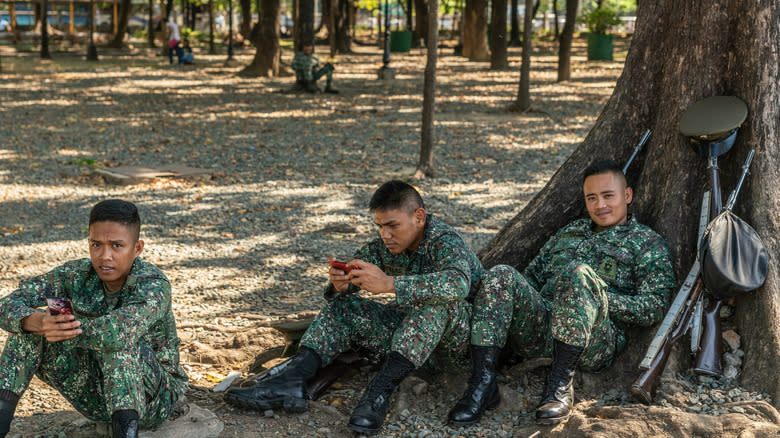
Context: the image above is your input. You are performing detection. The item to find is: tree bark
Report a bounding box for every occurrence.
[334,0,351,53]
[239,0,280,76]
[462,0,488,60]
[298,0,314,47]
[148,0,156,47]
[489,0,508,69]
[556,0,576,81]
[239,0,252,39]
[413,0,429,47]
[481,0,780,409]
[509,0,520,46]
[510,0,533,110]
[208,0,215,53]
[415,0,439,179]
[109,0,132,48]
[39,0,50,59]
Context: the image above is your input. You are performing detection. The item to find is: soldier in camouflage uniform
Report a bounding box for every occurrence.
[225,180,483,435]
[0,200,188,438]
[448,160,677,427]
[291,42,338,94]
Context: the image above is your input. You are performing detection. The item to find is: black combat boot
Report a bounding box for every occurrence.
[224,346,321,413]
[324,79,339,94]
[535,340,584,425]
[347,352,415,435]
[0,390,19,438]
[304,80,320,93]
[111,409,139,438]
[447,345,501,426]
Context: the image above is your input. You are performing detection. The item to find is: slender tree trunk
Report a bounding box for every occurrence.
[148,0,156,47]
[511,0,532,110]
[335,0,351,52]
[326,0,336,55]
[556,0,577,81]
[415,0,439,179]
[208,0,215,53]
[509,0,520,45]
[552,0,559,40]
[240,0,280,76]
[490,0,508,69]
[482,0,780,411]
[462,0,488,60]
[109,0,132,48]
[40,0,50,59]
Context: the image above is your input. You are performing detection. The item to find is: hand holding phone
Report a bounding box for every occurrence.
[46,298,74,316]
[329,260,360,273]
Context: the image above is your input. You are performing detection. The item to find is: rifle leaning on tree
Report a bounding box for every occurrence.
[632,96,768,403]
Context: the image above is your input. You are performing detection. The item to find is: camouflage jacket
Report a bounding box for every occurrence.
[340,214,485,308]
[291,51,320,81]
[523,216,676,327]
[0,258,188,392]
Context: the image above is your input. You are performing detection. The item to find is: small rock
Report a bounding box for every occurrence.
[722,330,741,351]
[411,381,428,396]
[723,365,740,380]
[723,352,742,368]
[732,406,746,414]
[719,305,733,319]
[264,409,274,417]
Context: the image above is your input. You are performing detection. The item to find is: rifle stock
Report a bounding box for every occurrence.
[632,279,704,404]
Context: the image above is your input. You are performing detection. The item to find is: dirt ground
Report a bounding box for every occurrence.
[1,35,778,437]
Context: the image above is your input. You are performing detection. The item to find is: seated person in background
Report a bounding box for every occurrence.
[180,39,194,65]
[225,180,484,435]
[0,19,10,32]
[291,42,338,94]
[0,200,188,438]
[448,160,677,427]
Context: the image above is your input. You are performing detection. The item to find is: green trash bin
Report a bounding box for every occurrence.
[587,33,614,61]
[390,30,412,53]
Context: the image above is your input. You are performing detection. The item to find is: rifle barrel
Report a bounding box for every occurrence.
[622,129,652,174]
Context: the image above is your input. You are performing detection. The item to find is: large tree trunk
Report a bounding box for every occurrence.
[489,0,508,69]
[481,0,780,410]
[462,0,488,60]
[414,0,439,180]
[556,0,577,81]
[239,0,280,76]
[148,0,156,47]
[109,0,132,48]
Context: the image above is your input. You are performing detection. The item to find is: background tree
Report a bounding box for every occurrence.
[489,0,508,69]
[481,0,779,410]
[240,0,280,76]
[148,0,156,47]
[413,0,429,47]
[556,0,577,81]
[510,0,533,110]
[109,0,132,48]
[461,0,488,60]
[239,0,252,38]
[414,0,439,179]
[39,0,50,59]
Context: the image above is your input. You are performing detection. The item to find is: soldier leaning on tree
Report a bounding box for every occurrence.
[0,200,188,438]
[225,180,484,435]
[448,160,678,427]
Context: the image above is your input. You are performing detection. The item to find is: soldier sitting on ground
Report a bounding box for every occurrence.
[447,160,677,427]
[291,42,338,94]
[224,180,483,435]
[0,200,188,438]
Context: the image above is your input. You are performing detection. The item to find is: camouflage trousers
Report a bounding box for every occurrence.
[0,333,181,427]
[471,263,625,371]
[300,293,471,371]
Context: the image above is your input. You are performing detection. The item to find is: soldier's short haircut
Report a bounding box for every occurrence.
[584,160,627,186]
[369,180,425,213]
[89,199,141,240]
